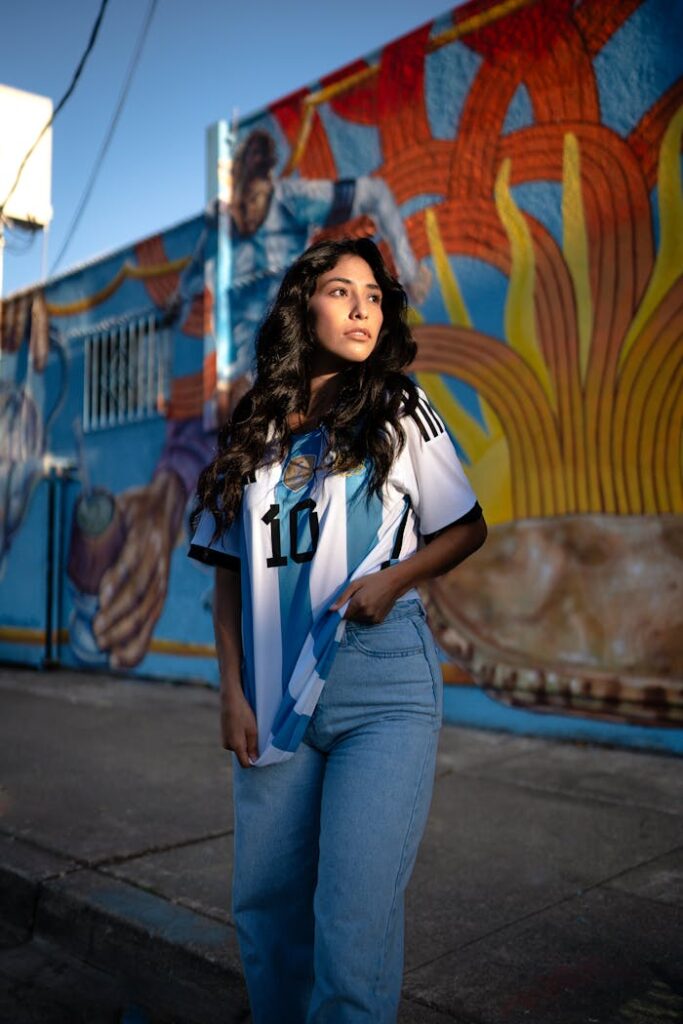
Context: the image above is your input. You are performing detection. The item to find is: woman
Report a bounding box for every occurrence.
[188,237,486,1023]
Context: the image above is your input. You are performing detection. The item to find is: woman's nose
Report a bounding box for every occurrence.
[350,301,368,319]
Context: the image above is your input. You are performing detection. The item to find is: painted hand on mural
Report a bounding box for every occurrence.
[92,470,185,668]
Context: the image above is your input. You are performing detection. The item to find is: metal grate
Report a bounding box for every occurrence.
[82,314,170,432]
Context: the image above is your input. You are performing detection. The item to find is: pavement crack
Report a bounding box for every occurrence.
[0,825,234,878]
[90,827,235,870]
[405,841,683,979]
[595,841,683,902]
[402,990,482,1022]
[454,771,683,818]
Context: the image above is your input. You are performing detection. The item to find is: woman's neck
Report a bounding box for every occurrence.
[289,372,342,430]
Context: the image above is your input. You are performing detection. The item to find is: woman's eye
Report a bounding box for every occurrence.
[330,287,346,296]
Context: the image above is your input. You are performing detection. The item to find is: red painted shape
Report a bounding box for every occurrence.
[465,0,573,66]
[448,61,522,199]
[323,61,377,126]
[271,89,337,179]
[629,79,683,189]
[270,87,311,150]
[524,19,600,122]
[574,0,645,56]
[377,23,432,162]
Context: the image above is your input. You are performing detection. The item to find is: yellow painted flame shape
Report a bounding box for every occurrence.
[416,113,683,524]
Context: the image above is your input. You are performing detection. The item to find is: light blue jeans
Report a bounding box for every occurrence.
[230,598,443,1024]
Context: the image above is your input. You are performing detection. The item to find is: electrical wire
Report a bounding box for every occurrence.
[50,0,159,276]
[0,0,111,218]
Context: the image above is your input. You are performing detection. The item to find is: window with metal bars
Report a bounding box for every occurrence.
[82,314,170,432]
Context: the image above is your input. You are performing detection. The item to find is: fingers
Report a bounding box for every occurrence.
[337,593,389,622]
[346,606,378,624]
[330,584,365,620]
[99,571,165,652]
[96,541,151,625]
[92,484,180,665]
[108,594,165,669]
[95,568,165,657]
[233,750,251,769]
[246,721,259,763]
[220,694,259,767]
[95,535,168,643]
[330,580,360,612]
[221,719,259,769]
[330,572,401,622]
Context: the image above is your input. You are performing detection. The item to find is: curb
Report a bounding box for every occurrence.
[0,832,471,1023]
[0,833,250,1024]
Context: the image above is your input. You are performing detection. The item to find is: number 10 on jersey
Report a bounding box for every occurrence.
[262,500,320,567]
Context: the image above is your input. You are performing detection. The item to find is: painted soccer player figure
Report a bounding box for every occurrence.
[223,129,432,380]
[188,237,486,1023]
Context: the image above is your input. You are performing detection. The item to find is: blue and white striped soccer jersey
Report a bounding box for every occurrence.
[188,385,480,767]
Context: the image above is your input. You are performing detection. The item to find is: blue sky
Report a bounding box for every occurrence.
[2,0,466,297]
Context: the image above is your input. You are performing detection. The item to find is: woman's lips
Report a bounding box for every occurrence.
[344,329,371,339]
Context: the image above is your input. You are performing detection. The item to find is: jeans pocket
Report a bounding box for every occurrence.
[346,616,424,657]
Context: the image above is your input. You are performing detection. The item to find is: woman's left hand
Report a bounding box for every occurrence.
[329,568,403,625]
[329,517,488,625]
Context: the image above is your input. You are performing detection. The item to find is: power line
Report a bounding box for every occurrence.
[50,0,159,276]
[0,0,111,219]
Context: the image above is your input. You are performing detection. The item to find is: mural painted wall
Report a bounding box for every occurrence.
[0,214,212,678]
[1,0,681,745]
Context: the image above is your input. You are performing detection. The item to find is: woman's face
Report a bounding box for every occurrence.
[231,176,273,235]
[307,255,384,371]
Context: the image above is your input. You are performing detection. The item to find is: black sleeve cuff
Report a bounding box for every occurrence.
[187,544,240,572]
[422,501,483,544]
[325,178,355,227]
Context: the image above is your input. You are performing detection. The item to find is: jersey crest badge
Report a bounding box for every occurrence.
[284,454,317,491]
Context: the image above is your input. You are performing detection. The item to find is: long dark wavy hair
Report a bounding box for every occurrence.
[193,236,422,540]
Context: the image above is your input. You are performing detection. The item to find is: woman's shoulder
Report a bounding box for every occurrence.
[380,379,448,455]
[381,375,422,419]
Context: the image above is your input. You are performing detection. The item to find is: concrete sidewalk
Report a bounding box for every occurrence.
[0,665,681,1024]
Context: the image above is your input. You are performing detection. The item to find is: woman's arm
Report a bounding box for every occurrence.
[388,516,488,600]
[330,516,487,623]
[213,567,259,767]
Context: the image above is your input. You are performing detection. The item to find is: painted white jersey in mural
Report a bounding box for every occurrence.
[188,386,479,767]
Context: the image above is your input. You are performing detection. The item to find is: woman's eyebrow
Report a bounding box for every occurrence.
[323,276,381,290]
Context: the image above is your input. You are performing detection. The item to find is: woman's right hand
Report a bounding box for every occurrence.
[220,688,259,767]
[213,567,255,766]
